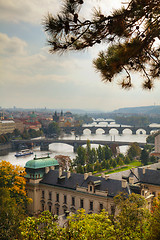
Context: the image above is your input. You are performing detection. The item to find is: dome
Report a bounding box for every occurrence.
[25,155,59,169]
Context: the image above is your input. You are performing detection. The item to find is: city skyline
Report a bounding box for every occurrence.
[0,0,160,111]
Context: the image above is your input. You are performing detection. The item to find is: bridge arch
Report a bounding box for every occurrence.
[109,128,119,135]
[83,128,92,135]
[136,129,146,135]
[95,128,105,135]
[122,128,132,135]
[49,142,74,152]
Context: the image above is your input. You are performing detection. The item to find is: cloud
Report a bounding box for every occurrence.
[0,33,92,87]
[0,33,27,55]
[0,0,122,25]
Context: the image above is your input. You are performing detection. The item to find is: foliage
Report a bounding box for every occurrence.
[46,121,61,137]
[0,161,31,239]
[0,160,31,206]
[127,142,141,159]
[146,130,160,143]
[114,193,150,239]
[20,211,58,240]
[43,0,160,89]
[147,194,160,240]
[65,209,115,240]
[115,116,150,127]
[0,188,25,240]
[55,155,71,171]
[20,209,115,240]
[140,148,149,165]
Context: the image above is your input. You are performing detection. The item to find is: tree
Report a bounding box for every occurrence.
[20,209,115,240]
[43,0,160,89]
[0,161,31,239]
[55,155,72,171]
[140,148,149,165]
[0,188,25,240]
[114,193,150,239]
[47,122,61,137]
[20,211,58,240]
[147,194,160,240]
[97,145,104,163]
[0,160,31,206]
[75,146,86,165]
[127,142,141,160]
[103,145,112,160]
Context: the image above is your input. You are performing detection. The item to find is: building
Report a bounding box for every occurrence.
[0,120,15,135]
[25,157,160,216]
[155,134,160,155]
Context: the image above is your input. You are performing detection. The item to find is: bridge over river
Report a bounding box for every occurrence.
[11,138,150,152]
[61,125,160,135]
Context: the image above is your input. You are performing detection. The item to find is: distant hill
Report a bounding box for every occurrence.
[113,105,160,115]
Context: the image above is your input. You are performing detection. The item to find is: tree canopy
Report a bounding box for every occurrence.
[43,0,160,89]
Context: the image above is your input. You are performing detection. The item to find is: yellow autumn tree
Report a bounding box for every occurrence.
[0,161,32,239]
[0,160,31,205]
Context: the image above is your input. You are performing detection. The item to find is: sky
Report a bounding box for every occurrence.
[0,0,160,112]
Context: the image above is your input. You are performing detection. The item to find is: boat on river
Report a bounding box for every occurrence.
[15,149,33,157]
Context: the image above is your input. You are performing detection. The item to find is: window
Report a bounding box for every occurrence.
[42,190,45,198]
[100,203,103,211]
[56,207,59,215]
[56,193,59,202]
[90,186,93,192]
[90,201,93,211]
[64,195,67,204]
[49,205,52,212]
[80,199,84,208]
[49,192,52,200]
[42,203,44,211]
[72,197,75,206]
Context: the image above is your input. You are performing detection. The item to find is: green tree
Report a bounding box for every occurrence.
[114,193,150,239]
[140,148,149,165]
[76,146,86,165]
[0,188,25,240]
[124,156,131,164]
[90,148,97,164]
[97,145,104,163]
[20,211,58,240]
[103,145,112,160]
[127,142,141,160]
[150,155,157,163]
[21,128,30,140]
[76,164,84,174]
[147,194,160,240]
[20,210,115,240]
[47,122,61,137]
[43,0,160,89]
[94,160,102,172]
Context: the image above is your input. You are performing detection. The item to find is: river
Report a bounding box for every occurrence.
[0,120,152,167]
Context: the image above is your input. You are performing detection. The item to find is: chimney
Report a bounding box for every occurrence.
[129,177,134,185]
[142,168,145,174]
[88,172,92,176]
[67,171,71,179]
[105,175,109,180]
[59,167,62,177]
[122,179,127,188]
[101,173,105,178]
[84,173,88,180]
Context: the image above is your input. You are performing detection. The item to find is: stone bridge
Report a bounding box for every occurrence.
[11,138,149,152]
[61,125,160,135]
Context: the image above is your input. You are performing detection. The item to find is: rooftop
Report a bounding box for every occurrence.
[25,155,59,169]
